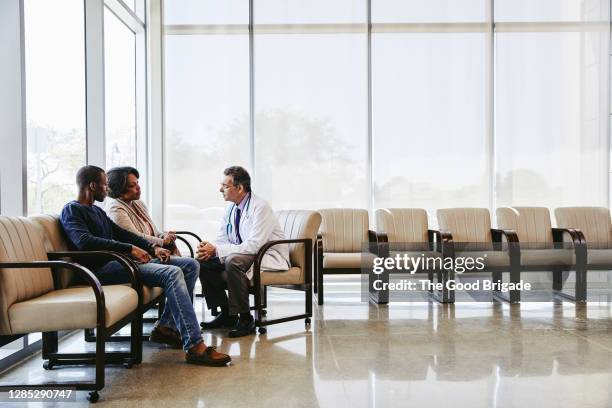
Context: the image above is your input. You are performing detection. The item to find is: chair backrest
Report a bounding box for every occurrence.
[496,207,553,249]
[277,210,322,272]
[376,208,429,251]
[0,216,54,335]
[555,207,612,249]
[318,208,368,253]
[29,214,75,287]
[436,208,492,244]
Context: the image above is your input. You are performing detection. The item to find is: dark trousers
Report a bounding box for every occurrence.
[199,254,256,316]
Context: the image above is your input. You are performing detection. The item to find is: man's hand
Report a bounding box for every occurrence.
[155,247,172,263]
[131,246,152,264]
[197,241,216,262]
[162,231,177,246]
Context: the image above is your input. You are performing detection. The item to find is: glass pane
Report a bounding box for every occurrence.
[495,0,609,22]
[373,0,487,23]
[25,0,86,215]
[164,35,250,239]
[164,0,248,25]
[105,8,137,168]
[495,32,609,207]
[256,0,366,24]
[372,33,488,223]
[254,34,369,210]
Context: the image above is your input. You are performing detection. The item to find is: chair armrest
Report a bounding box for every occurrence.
[552,228,586,247]
[0,261,105,325]
[253,238,312,286]
[47,251,140,289]
[428,229,453,256]
[175,231,203,258]
[490,229,520,263]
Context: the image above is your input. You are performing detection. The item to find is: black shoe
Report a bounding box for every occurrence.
[228,316,256,338]
[200,314,238,330]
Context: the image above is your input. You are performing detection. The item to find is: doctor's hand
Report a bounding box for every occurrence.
[197,241,216,262]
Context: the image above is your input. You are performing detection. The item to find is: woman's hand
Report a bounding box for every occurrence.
[162,231,177,246]
[154,247,172,263]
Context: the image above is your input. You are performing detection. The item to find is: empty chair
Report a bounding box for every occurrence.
[436,208,520,303]
[497,207,586,301]
[317,209,377,305]
[374,208,443,303]
[555,207,612,298]
[252,210,321,332]
[0,216,140,402]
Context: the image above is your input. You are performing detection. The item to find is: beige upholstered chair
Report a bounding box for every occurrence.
[252,210,321,333]
[436,208,520,303]
[497,207,586,301]
[30,215,164,350]
[316,209,377,305]
[554,207,610,297]
[0,216,140,402]
[374,208,443,302]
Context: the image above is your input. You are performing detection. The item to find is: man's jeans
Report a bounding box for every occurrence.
[95,256,202,351]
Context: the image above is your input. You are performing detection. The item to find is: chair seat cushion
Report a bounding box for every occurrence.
[141,285,164,304]
[455,251,510,268]
[8,285,137,334]
[587,249,612,265]
[520,249,574,266]
[261,267,303,286]
[323,252,377,269]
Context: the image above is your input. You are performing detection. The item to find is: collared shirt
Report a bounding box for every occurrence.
[232,193,250,244]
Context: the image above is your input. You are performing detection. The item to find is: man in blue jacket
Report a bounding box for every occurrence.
[60,165,230,367]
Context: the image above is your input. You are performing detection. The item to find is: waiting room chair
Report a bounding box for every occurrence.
[0,216,141,403]
[496,207,587,301]
[316,209,379,305]
[374,208,443,303]
[436,208,520,303]
[30,215,164,357]
[555,206,612,299]
[252,210,321,333]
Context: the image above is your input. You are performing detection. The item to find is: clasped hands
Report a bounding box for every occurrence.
[130,245,172,264]
[197,241,216,262]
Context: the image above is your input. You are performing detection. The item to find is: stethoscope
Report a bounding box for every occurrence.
[226,194,252,239]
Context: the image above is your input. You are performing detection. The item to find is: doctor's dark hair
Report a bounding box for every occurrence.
[224,166,251,193]
[76,165,105,191]
[107,166,140,198]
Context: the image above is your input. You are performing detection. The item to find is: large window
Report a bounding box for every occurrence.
[164,2,250,239]
[105,7,137,168]
[164,0,611,230]
[25,0,86,215]
[254,1,368,210]
[494,0,610,208]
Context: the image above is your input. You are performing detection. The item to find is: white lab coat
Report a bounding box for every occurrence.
[214,193,290,279]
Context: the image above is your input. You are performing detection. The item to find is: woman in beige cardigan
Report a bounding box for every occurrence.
[105,166,180,255]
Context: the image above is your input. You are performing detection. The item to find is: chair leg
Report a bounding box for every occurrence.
[552,269,563,291]
[317,268,324,305]
[575,267,587,302]
[132,314,142,365]
[90,324,105,402]
[509,269,521,304]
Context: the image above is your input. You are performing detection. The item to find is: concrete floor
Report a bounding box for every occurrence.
[3,276,612,407]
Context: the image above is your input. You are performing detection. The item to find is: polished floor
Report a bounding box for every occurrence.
[3,276,612,407]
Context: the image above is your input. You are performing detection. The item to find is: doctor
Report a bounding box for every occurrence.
[197,166,290,338]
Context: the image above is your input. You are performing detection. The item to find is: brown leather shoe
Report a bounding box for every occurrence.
[150,326,182,349]
[185,346,231,367]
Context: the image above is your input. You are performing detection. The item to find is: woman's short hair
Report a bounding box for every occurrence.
[107,166,140,198]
